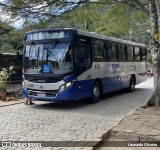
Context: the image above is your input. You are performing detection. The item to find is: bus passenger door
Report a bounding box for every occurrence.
[75,44,92,76]
[75,44,92,97]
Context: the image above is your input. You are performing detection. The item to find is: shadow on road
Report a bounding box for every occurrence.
[31,88,141,110]
[28,78,153,113]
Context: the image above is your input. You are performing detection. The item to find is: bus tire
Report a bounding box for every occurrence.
[127,76,135,92]
[90,82,102,103]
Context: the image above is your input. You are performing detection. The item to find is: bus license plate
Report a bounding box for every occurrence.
[37,93,45,97]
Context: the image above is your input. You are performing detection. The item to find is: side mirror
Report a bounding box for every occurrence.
[16,44,23,58]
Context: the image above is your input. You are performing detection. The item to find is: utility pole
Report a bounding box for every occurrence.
[84,0,89,30]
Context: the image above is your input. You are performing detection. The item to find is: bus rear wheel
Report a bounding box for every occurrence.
[90,82,101,103]
[127,76,135,92]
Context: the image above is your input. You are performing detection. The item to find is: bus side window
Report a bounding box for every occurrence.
[117,44,126,61]
[75,45,91,65]
[107,43,117,61]
[127,46,134,61]
[94,40,105,61]
[81,45,91,65]
[106,43,111,60]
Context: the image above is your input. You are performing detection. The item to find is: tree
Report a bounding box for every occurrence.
[1,0,160,106]
[48,3,105,32]
[0,28,24,53]
[0,43,14,52]
[0,22,11,35]
[94,3,150,43]
[148,0,160,107]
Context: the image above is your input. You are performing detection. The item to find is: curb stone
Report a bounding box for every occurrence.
[0,100,24,107]
[110,132,160,141]
[110,132,140,141]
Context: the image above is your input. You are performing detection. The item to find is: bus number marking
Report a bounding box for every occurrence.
[130,65,136,71]
[95,64,100,69]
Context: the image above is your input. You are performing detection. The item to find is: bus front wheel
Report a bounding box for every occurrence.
[90,82,102,103]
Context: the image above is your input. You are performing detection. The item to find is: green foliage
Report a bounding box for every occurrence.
[0,66,14,92]
[0,27,24,53]
[0,1,151,63]
[48,4,105,32]
[48,3,150,44]
[0,43,14,53]
[95,3,150,43]
[147,49,152,64]
[0,68,8,92]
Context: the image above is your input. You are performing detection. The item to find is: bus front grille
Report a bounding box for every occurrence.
[28,89,58,97]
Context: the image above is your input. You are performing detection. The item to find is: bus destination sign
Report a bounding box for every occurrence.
[25,31,70,41]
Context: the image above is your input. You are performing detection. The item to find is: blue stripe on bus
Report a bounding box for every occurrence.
[101,76,129,93]
[63,74,76,82]
[22,79,94,101]
[23,73,147,101]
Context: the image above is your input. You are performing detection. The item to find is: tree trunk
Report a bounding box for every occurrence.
[149,0,160,107]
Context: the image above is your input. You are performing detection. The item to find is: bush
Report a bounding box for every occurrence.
[0,66,14,92]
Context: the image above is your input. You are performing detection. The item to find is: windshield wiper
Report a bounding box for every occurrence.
[44,45,59,69]
[45,48,58,63]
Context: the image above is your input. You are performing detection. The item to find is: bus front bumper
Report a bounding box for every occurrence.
[22,80,93,101]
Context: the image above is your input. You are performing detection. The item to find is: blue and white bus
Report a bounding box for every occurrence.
[22,28,147,103]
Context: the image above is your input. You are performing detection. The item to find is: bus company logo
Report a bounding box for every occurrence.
[111,64,120,70]
[109,64,120,74]
[40,86,43,89]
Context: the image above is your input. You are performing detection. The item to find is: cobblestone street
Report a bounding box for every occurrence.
[0,78,153,150]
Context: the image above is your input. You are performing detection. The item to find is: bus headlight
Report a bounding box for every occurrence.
[59,82,72,92]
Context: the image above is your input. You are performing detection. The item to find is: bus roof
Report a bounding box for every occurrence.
[26,28,146,48]
[77,30,146,48]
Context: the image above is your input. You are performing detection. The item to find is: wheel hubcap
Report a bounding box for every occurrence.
[93,86,100,97]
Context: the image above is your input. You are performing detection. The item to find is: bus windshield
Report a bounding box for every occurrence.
[24,42,73,74]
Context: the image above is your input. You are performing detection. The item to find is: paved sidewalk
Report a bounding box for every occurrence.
[96,107,160,150]
[110,107,160,141]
